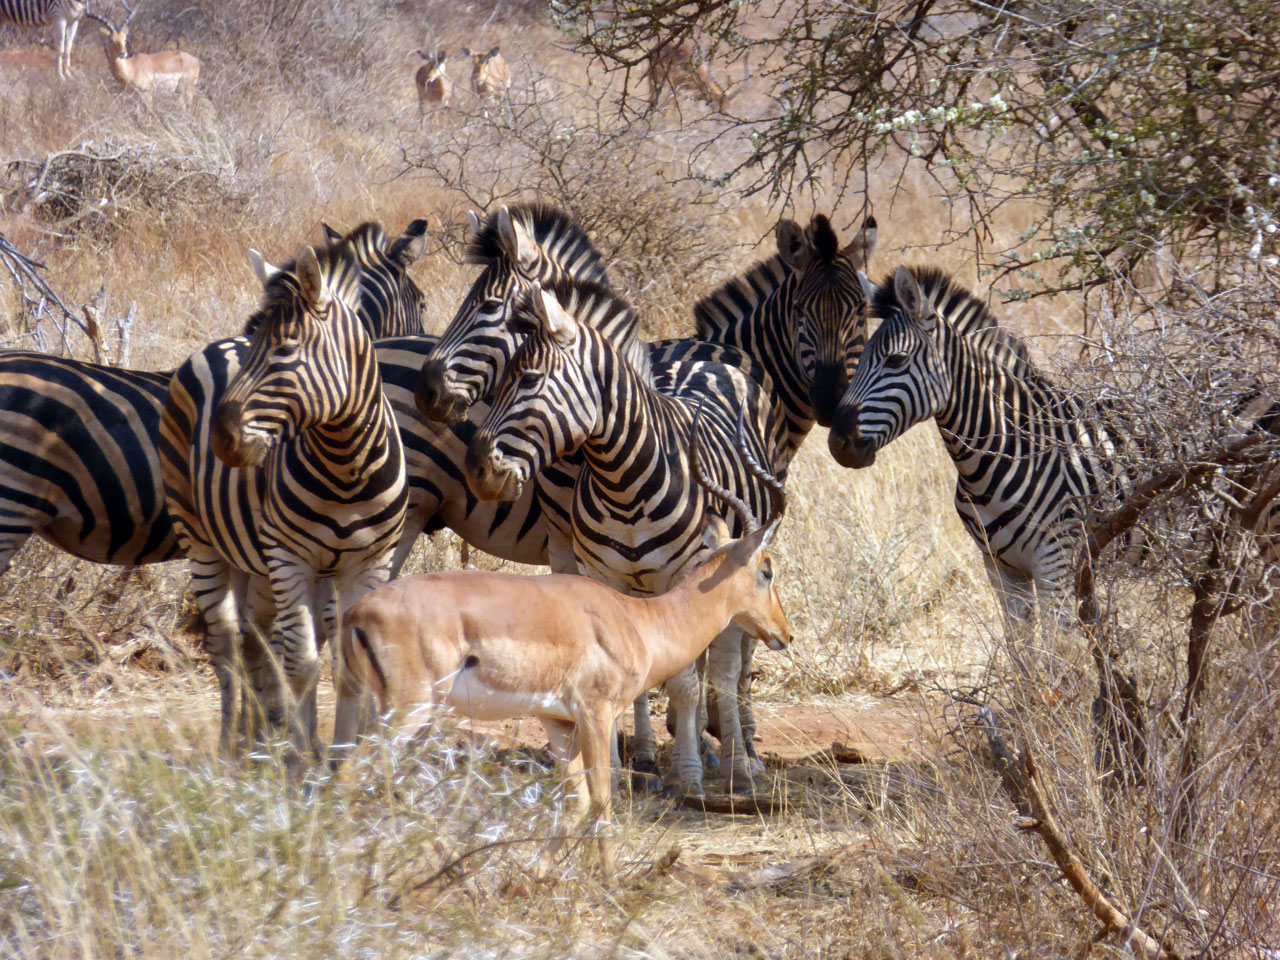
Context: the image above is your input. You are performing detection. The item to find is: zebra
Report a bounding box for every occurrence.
[0,352,178,575]
[465,278,788,795]
[160,240,407,760]
[826,264,1139,625]
[320,220,428,338]
[0,0,85,79]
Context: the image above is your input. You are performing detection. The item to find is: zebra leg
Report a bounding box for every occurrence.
[267,565,324,764]
[187,551,244,759]
[738,632,762,772]
[236,571,277,749]
[707,627,754,793]
[661,663,705,797]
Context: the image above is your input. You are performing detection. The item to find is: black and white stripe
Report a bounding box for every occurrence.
[161,239,407,758]
[0,0,83,78]
[676,213,878,452]
[414,203,611,425]
[828,265,1137,623]
[0,352,177,574]
[466,279,787,794]
[320,220,429,339]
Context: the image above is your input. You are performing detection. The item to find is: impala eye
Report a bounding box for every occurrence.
[519,370,543,390]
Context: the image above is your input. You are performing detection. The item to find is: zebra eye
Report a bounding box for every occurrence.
[519,370,543,390]
[884,353,909,370]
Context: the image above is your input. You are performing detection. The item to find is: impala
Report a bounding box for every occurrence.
[334,411,789,879]
[460,44,510,100]
[647,41,729,113]
[414,47,450,115]
[92,4,198,106]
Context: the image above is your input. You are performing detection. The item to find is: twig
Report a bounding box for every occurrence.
[1017,749,1183,960]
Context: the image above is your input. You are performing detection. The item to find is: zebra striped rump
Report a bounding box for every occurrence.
[0,351,179,573]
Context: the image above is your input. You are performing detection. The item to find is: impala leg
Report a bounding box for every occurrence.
[581,704,617,883]
[707,627,754,793]
[538,718,583,878]
[332,555,397,755]
[661,663,704,797]
[738,633,762,772]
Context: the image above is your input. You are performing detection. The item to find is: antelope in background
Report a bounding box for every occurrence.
[89,2,199,106]
[414,47,450,116]
[460,44,510,100]
[0,0,85,79]
[335,394,790,881]
[647,41,730,114]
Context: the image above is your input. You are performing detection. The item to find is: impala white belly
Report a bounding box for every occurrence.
[442,666,575,723]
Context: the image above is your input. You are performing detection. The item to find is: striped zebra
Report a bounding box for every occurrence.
[320,220,428,338]
[827,265,1139,624]
[160,240,407,759]
[466,279,788,795]
[0,0,84,79]
[0,353,177,574]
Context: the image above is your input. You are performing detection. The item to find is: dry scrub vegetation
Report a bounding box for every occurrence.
[0,1,1276,957]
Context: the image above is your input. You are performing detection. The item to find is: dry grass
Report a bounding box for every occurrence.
[0,1,1277,957]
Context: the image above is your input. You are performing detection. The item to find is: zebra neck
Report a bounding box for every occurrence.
[694,262,811,454]
[579,370,686,506]
[298,394,400,489]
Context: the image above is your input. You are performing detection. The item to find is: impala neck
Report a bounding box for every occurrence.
[637,554,740,689]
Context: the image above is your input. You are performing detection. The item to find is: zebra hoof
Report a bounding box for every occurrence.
[630,769,662,793]
[662,781,703,800]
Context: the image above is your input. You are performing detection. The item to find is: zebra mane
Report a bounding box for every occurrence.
[241,241,361,337]
[513,275,654,386]
[464,202,609,286]
[343,221,389,260]
[694,254,788,340]
[875,266,1039,379]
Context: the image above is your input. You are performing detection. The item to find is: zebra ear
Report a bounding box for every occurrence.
[894,265,933,332]
[467,209,482,241]
[249,249,279,287]
[857,270,877,304]
[496,206,539,273]
[840,215,877,269]
[389,218,430,267]
[534,286,577,346]
[775,219,811,269]
[296,246,331,310]
[321,222,343,246]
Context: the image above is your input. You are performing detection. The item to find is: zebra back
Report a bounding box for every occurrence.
[687,214,877,454]
[0,351,180,571]
[415,202,610,423]
[0,0,81,28]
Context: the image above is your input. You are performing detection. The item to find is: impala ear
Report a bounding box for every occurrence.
[894,265,933,333]
[701,514,732,551]
[487,45,500,58]
[389,217,430,266]
[840,215,878,269]
[461,46,472,57]
[496,205,538,273]
[775,218,811,269]
[296,246,331,310]
[538,287,577,346]
[249,248,279,287]
[321,222,343,246]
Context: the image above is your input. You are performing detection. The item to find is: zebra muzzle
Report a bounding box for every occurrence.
[809,364,850,428]
[414,359,470,425]
[464,435,524,501]
[211,400,270,469]
[827,403,878,469]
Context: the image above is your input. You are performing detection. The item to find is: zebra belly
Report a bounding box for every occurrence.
[442,666,575,723]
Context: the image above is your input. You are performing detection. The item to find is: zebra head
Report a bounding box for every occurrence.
[321,219,430,339]
[828,265,951,469]
[779,214,879,427]
[464,283,602,502]
[415,202,608,425]
[212,243,366,469]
